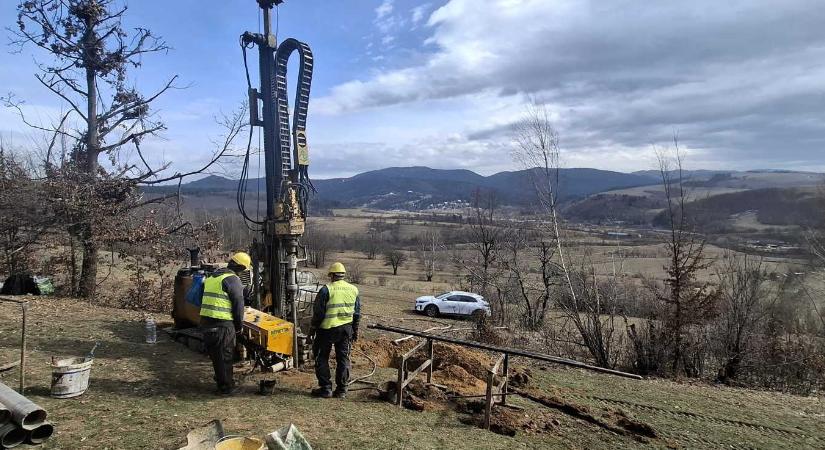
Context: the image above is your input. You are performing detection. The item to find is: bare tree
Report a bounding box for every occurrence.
[512,103,580,320]
[383,249,406,275]
[303,223,335,269]
[7,1,244,297]
[559,252,631,368]
[357,219,394,260]
[0,143,53,276]
[415,228,441,282]
[460,189,504,292]
[498,226,557,329]
[713,252,774,382]
[511,103,635,368]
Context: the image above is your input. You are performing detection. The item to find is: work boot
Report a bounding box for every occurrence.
[333,389,347,399]
[217,385,238,397]
[311,387,332,398]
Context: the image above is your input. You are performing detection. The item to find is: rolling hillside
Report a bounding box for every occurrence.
[147,166,660,211]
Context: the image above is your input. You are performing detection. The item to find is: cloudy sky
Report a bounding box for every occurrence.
[1,0,824,178]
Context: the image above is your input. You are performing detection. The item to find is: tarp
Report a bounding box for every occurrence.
[178,420,225,450]
[265,424,312,450]
[185,273,205,307]
[0,273,40,295]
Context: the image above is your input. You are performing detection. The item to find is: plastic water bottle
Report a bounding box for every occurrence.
[145,317,157,344]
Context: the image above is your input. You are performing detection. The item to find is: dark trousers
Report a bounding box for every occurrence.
[203,321,235,392]
[313,325,352,393]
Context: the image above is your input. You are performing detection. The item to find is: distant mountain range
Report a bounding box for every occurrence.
[147,166,661,210]
[145,166,824,218]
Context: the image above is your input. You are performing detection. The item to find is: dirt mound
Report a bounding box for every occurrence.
[509,367,532,388]
[359,337,531,399]
[376,380,449,412]
[433,364,488,396]
[458,405,560,437]
[406,342,493,381]
[354,336,416,367]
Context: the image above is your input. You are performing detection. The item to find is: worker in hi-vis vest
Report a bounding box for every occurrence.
[200,252,250,396]
[310,262,361,398]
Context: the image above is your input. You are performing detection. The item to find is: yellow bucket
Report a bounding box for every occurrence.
[215,437,265,450]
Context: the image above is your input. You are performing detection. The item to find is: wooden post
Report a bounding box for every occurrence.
[426,338,434,384]
[501,353,509,406]
[396,354,404,407]
[484,368,493,430]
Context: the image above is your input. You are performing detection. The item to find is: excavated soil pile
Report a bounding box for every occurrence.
[360,338,655,441]
[354,336,417,367]
[508,367,532,388]
[376,379,449,412]
[407,342,493,380]
[363,337,534,404]
[432,364,488,396]
[457,401,561,437]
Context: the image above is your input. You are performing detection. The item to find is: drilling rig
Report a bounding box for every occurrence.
[241,0,315,369]
[172,0,315,372]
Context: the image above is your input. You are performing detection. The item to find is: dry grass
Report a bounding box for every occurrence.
[1,297,823,449]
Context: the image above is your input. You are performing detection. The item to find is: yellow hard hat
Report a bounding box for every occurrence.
[328,262,346,274]
[230,252,252,270]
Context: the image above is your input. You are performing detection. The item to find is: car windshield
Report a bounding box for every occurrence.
[435,292,451,299]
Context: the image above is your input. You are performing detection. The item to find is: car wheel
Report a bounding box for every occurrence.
[471,309,485,320]
[424,305,439,317]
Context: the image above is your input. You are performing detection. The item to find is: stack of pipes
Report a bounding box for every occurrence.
[0,382,53,448]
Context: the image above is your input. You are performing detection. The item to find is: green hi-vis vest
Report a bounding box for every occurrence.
[200,272,236,321]
[320,280,359,329]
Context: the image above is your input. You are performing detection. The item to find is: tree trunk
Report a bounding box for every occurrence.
[69,234,78,296]
[75,30,101,299]
[78,231,98,298]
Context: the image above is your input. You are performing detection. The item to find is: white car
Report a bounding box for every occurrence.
[414,291,491,318]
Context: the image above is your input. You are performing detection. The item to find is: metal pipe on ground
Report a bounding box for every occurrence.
[0,423,26,449]
[0,404,10,425]
[368,323,643,380]
[25,422,54,445]
[0,382,47,430]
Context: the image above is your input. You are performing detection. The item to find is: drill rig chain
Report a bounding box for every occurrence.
[275,38,314,192]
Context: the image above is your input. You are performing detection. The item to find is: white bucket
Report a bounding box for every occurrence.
[50,356,93,398]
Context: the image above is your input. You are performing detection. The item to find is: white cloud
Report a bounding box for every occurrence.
[375,0,394,20]
[411,3,431,25]
[315,0,825,170]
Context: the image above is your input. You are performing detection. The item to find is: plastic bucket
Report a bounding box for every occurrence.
[50,356,93,398]
[215,437,265,450]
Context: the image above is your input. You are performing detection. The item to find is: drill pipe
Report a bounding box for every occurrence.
[25,422,54,445]
[0,403,10,425]
[0,422,25,449]
[0,382,46,430]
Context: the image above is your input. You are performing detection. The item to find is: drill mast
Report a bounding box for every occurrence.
[241,0,314,365]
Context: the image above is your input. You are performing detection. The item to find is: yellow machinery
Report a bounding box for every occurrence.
[241,307,293,356]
